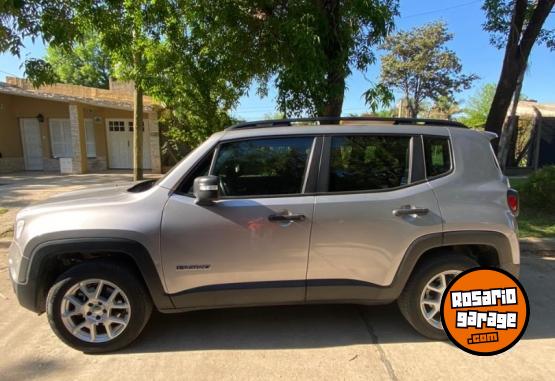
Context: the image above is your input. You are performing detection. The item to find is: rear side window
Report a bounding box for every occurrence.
[328,135,411,192]
[212,137,314,196]
[424,136,451,177]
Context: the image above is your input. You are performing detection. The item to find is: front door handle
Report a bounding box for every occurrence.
[393,207,429,216]
[268,213,306,222]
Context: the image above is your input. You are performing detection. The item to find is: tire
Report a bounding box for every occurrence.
[397,253,478,340]
[46,260,153,353]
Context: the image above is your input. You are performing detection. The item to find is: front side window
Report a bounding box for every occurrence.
[212,137,314,197]
[424,136,451,177]
[328,135,411,192]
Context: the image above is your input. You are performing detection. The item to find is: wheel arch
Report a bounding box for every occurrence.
[25,238,174,313]
[390,230,518,300]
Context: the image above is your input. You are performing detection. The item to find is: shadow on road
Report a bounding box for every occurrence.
[122,304,422,354]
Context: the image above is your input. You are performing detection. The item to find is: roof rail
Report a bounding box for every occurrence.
[227,116,467,130]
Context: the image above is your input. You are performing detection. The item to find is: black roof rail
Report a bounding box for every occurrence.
[227,116,467,130]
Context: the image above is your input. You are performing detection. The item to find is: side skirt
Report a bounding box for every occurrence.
[164,279,394,313]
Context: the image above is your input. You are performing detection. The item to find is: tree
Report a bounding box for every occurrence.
[367,21,477,118]
[459,84,497,129]
[483,0,554,148]
[145,2,253,148]
[45,33,112,89]
[21,1,171,181]
[0,1,77,56]
[182,0,399,118]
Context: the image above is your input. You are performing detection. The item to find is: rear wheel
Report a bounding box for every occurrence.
[46,261,152,353]
[397,254,478,340]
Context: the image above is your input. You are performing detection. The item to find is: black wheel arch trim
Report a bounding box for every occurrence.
[389,230,516,297]
[22,238,174,313]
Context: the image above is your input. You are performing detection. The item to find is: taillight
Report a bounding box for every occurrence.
[507,189,519,216]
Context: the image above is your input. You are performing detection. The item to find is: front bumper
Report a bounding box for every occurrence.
[9,271,40,313]
[8,241,41,313]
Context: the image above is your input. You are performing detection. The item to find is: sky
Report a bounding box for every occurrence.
[1,0,554,120]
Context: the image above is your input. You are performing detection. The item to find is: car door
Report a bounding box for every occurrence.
[306,134,444,302]
[161,135,320,308]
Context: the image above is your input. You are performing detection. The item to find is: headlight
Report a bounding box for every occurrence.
[15,220,25,240]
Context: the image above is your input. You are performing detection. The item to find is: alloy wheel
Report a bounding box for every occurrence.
[419,270,460,329]
[60,279,131,343]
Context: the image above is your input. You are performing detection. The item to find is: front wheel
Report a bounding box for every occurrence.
[46,261,152,353]
[397,254,478,340]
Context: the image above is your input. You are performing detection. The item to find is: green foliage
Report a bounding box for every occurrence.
[363,83,394,113]
[24,58,58,87]
[45,33,112,88]
[0,0,78,56]
[483,0,555,51]
[520,166,555,212]
[24,1,168,87]
[182,0,399,117]
[145,2,252,148]
[370,21,478,118]
[459,84,497,129]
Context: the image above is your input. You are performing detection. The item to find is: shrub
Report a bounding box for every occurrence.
[520,166,555,212]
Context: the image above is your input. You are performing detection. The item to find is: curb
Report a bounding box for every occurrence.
[519,238,555,252]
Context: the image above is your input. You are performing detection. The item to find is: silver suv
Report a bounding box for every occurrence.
[8,117,520,353]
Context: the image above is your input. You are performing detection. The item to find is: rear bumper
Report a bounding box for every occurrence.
[499,262,520,279]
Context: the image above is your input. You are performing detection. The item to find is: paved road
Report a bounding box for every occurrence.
[1,250,554,381]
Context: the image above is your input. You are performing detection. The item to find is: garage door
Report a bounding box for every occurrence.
[106,119,151,169]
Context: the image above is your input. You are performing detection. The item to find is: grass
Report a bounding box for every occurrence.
[510,177,555,238]
[0,208,8,215]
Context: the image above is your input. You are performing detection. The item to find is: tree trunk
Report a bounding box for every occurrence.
[317,0,345,120]
[321,70,345,118]
[485,0,555,151]
[498,69,525,169]
[133,84,144,181]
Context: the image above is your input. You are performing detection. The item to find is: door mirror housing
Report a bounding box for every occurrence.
[194,175,219,206]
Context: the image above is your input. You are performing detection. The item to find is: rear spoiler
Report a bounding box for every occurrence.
[480,131,499,141]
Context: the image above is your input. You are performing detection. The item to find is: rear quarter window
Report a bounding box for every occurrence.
[424,136,451,178]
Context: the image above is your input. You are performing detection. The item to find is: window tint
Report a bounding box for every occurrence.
[329,136,411,192]
[212,137,314,196]
[424,137,451,177]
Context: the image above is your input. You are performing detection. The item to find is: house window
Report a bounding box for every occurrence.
[49,119,73,158]
[108,120,126,131]
[84,119,96,158]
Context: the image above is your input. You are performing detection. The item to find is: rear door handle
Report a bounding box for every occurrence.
[268,213,306,222]
[393,207,429,216]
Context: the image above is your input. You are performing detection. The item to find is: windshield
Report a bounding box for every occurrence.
[154,150,193,186]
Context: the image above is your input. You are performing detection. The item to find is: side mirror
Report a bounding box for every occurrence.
[193,175,219,206]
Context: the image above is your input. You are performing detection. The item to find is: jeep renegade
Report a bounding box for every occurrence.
[8,117,520,353]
